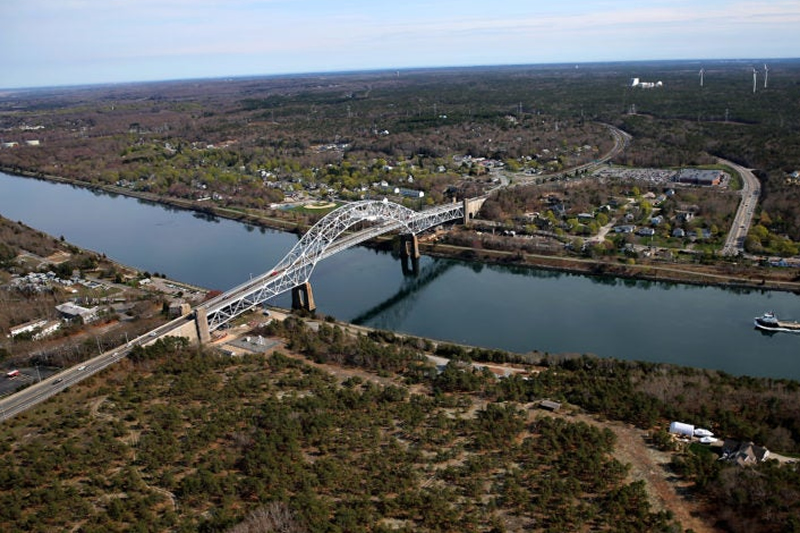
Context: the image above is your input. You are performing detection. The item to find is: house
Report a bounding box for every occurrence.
[650,215,664,226]
[672,228,686,238]
[399,188,424,198]
[638,227,655,237]
[169,301,192,318]
[721,440,770,466]
[614,225,636,234]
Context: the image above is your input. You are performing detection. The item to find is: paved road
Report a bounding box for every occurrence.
[1,348,125,420]
[0,124,633,421]
[720,158,760,256]
[0,316,192,421]
[502,124,631,189]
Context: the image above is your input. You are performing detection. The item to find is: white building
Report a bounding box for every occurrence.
[8,319,48,338]
[33,320,61,340]
[56,302,99,323]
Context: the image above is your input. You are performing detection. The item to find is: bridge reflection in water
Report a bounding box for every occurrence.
[191,197,485,342]
[351,259,456,326]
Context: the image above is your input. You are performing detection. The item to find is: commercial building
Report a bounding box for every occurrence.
[674,169,724,186]
[55,302,99,323]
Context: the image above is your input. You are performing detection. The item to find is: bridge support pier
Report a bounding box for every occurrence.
[400,234,420,276]
[195,307,211,344]
[291,282,316,312]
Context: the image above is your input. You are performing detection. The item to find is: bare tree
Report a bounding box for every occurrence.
[226,501,306,533]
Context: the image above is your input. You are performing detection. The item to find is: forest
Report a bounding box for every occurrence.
[2,316,800,532]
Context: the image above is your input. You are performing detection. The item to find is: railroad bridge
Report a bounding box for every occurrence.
[185,197,485,342]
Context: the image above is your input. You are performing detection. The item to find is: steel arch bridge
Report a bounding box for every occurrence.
[197,199,473,333]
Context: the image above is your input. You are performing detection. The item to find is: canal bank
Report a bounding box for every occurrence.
[3,165,798,294]
[2,169,800,380]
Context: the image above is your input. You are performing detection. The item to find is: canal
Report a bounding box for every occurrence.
[2,171,799,379]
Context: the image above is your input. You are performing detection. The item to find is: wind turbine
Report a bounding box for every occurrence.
[763,64,769,89]
[752,68,758,94]
[699,68,705,87]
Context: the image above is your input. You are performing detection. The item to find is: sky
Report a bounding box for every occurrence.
[1,0,798,89]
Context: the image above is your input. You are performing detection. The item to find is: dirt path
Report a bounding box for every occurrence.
[89,395,112,420]
[569,413,718,533]
[251,314,718,531]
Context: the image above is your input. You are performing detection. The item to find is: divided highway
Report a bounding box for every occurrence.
[720,158,761,256]
[0,316,193,421]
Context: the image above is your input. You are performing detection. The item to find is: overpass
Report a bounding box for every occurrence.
[190,197,486,341]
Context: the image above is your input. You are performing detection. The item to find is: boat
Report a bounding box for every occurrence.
[754,311,800,333]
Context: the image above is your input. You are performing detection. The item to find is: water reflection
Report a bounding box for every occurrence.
[353,259,455,325]
[2,170,800,379]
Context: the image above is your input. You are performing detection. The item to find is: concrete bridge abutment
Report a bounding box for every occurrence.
[195,307,211,344]
[291,281,316,312]
[463,197,486,225]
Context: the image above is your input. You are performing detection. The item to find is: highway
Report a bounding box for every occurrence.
[0,125,681,422]
[720,158,761,256]
[502,124,631,189]
[0,202,467,420]
[0,315,192,421]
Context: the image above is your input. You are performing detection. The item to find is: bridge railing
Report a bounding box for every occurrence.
[200,200,465,331]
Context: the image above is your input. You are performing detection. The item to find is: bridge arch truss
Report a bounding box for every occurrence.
[200,199,465,331]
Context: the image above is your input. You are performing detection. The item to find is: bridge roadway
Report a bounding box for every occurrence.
[1,200,468,420]
[0,126,631,420]
[198,200,467,332]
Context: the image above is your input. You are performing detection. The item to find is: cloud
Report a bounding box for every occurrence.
[2,0,799,87]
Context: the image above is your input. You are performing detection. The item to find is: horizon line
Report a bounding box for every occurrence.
[3,56,799,93]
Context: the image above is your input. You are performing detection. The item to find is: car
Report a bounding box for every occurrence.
[53,378,63,385]
[77,365,86,371]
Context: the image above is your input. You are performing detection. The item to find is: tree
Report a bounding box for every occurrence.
[226,501,306,533]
